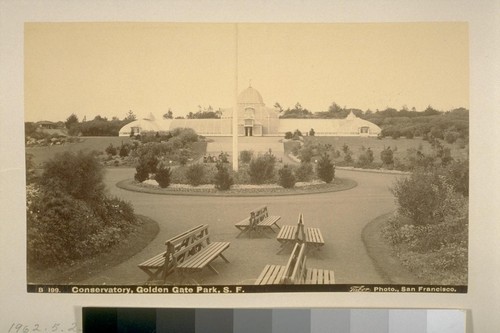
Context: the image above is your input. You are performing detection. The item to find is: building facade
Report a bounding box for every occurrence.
[119,86,381,137]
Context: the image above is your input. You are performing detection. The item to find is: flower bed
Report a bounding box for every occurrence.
[117,177,357,197]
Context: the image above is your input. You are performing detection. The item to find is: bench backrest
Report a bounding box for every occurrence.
[295,213,306,243]
[282,242,308,284]
[164,224,210,272]
[249,205,269,227]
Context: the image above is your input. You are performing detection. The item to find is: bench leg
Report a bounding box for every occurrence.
[140,268,165,282]
[218,253,230,263]
[207,264,220,275]
[236,227,252,238]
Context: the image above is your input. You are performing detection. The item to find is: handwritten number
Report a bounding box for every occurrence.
[8,323,79,333]
[67,322,80,332]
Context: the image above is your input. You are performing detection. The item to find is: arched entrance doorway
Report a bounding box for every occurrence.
[244,108,255,136]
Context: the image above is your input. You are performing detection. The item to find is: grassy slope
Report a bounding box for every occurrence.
[303,136,468,164]
[26,137,134,167]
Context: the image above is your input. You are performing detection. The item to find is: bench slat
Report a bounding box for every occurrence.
[305,228,325,246]
[258,216,281,227]
[255,264,286,285]
[177,242,230,271]
[139,224,230,281]
[138,251,166,268]
[277,225,297,241]
[235,206,281,237]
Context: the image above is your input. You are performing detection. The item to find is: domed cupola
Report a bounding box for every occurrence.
[238,86,264,106]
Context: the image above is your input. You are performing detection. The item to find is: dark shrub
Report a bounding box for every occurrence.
[176,148,191,166]
[292,129,303,140]
[284,131,293,139]
[248,153,276,184]
[105,143,117,156]
[214,161,233,190]
[278,165,296,188]
[239,150,253,164]
[309,128,315,136]
[295,162,313,182]
[356,147,374,168]
[391,170,443,225]
[155,164,172,188]
[342,144,353,163]
[391,130,401,140]
[298,145,313,163]
[134,163,150,182]
[444,159,469,197]
[27,184,136,269]
[404,129,414,139]
[119,143,130,157]
[41,151,104,201]
[381,147,394,166]
[186,163,205,186]
[445,130,459,144]
[316,153,335,183]
[135,142,162,173]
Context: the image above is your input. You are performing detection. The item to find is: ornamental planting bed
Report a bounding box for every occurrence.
[116,177,357,197]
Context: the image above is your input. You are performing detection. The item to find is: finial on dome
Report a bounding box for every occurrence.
[249,79,252,88]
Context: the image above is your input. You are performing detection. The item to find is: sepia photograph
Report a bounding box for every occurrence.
[24,22,469,293]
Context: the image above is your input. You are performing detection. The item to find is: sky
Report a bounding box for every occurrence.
[24,22,469,122]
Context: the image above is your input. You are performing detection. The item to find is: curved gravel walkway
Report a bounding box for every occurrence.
[82,168,406,285]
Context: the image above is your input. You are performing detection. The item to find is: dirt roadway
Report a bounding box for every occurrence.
[82,168,402,285]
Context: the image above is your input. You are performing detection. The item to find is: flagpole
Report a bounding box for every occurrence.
[232,23,239,172]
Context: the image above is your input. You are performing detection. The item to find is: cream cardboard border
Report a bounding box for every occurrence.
[1,1,498,332]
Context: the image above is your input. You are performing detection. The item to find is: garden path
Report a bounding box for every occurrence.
[82,168,401,285]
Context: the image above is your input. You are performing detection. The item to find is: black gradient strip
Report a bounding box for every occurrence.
[82,308,465,333]
[29,284,468,294]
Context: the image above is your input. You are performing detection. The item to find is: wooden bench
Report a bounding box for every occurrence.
[255,243,335,285]
[276,213,325,253]
[138,224,230,282]
[234,205,281,238]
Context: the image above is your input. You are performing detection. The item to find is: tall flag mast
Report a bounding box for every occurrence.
[232,24,239,171]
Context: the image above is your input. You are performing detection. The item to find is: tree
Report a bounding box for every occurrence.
[239,150,253,164]
[278,165,296,188]
[316,153,335,183]
[356,147,374,167]
[294,162,313,182]
[380,147,394,166]
[342,144,353,163]
[280,102,313,118]
[134,163,150,182]
[155,164,172,188]
[163,109,174,119]
[248,153,276,184]
[65,114,79,129]
[326,102,349,118]
[186,164,205,186]
[214,161,233,190]
[105,143,117,156]
[124,110,137,122]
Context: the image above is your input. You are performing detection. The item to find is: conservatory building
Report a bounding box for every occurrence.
[119,86,381,137]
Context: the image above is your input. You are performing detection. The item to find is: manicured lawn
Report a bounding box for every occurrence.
[26,136,134,167]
